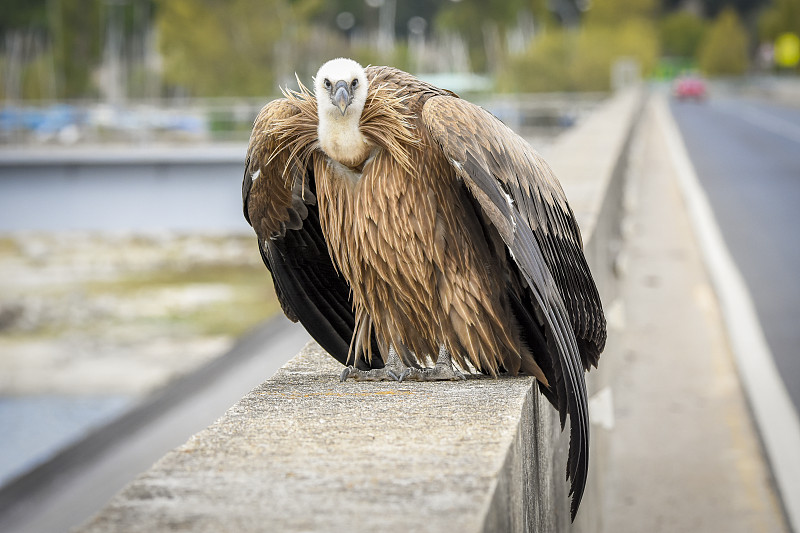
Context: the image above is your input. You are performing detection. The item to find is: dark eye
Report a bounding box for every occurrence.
[351,79,358,89]
[324,79,331,89]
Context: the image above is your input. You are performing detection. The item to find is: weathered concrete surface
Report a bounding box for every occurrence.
[81,346,548,532]
[78,88,643,533]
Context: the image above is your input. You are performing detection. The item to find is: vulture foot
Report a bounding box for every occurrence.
[402,365,465,382]
[340,366,405,382]
[401,345,465,382]
[339,344,409,382]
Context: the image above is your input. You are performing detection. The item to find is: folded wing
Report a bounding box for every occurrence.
[422,95,606,518]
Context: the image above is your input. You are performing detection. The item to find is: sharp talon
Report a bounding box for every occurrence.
[340,366,354,382]
[336,344,413,382]
[339,345,466,382]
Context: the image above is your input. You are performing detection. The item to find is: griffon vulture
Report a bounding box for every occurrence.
[242,58,606,518]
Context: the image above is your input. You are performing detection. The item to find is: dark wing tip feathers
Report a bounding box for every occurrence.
[422,94,603,519]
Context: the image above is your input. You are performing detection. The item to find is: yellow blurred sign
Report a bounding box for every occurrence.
[775,32,800,67]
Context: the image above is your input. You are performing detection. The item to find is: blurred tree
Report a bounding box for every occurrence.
[503,18,658,92]
[660,11,707,58]
[321,0,440,39]
[572,19,658,90]
[661,0,769,17]
[698,7,749,74]
[502,30,573,92]
[434,0,531,72]
[504,0,659,92]
[1,0,104,99]
[52,0,104,98]
[155,0,302,97]
[582,0,657,26]
[19,49,56,100]
[1,0,49,100]
[758,0,800,41]
[0,0,48,32]
[700,0,766,17]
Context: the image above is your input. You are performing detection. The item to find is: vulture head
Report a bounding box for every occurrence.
[314,58,370,167]
[315,58,368,119]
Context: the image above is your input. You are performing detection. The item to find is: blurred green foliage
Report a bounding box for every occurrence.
[502,0,659,93]
[434,0,548,73]
[156,0,288,96]
[574,20,659,90]
[53,0,104,98]
[698,8,749,75]
[660,11,707,58]
[0,0,789,100]
[0,0,48,32]
[582,0,656,25]
[502,31,573,93]
[759,0,800,44]
[1,0,103,99]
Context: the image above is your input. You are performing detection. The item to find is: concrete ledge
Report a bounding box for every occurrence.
[82,347,549,532]
[79,88,643,532]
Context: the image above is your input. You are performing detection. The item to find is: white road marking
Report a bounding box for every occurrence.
[657,95,800,533]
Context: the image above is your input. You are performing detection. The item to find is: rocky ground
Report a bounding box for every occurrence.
[0,232,278,396]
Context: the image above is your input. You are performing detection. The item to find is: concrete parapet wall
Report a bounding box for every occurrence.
[79,88,643,533]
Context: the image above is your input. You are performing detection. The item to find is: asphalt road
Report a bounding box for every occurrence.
[0,317,310,533]
[670,96,800,415]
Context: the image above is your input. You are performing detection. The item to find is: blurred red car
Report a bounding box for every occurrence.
[673,76,707,101]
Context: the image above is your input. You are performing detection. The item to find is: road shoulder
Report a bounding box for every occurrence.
[601,94,788,533]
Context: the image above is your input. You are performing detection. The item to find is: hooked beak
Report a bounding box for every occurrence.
[333,80,350,115]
